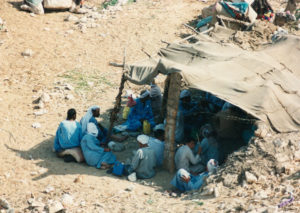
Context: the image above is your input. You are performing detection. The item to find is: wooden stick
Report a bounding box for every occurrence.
[141,48,152,58]
[183,23,200,34]
[109,62,124,67]
[106,48,127,142]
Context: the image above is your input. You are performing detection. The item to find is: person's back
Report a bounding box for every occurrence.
[54,109,82,152]
[175,145,191,171]
[132,147,156,179]
[148,137,164,166]
[200,137,219,165]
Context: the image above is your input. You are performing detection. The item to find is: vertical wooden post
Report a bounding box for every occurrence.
[161,75,171,119]
[163,72,182,173]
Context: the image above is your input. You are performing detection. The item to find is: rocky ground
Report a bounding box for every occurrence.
[0,0,299,212]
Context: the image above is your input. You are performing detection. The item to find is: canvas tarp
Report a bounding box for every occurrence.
[124,34,300,133]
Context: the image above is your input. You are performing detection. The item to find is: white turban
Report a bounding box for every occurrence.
[137,134,150,145]
[150,84,162,98]
[87,122,98,137]
[180,90,191,99]
[207,159,218,174]
[140,90,150,99]
[81,105,100,134]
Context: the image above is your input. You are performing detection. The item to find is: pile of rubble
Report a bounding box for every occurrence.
[186,131,300,212]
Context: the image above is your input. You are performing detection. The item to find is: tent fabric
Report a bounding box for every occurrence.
[124,34,300,133]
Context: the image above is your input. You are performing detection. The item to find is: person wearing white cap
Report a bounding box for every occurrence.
[128,134,157,179]
[80,123,116,169]
[171,159,218,192]
[123,90,155,131]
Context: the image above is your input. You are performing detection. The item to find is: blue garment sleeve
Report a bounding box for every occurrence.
[144,100,155,127]
[53,125,62,152]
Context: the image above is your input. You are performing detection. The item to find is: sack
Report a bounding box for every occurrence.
[112,161,124,176]
[122,106,130,120]
[43,0,73,9]
[143,120,151,135]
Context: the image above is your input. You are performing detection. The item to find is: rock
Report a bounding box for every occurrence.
[44,27,50,31]
[66,30,74,35]
[128,172,137,182]
[65,15,79,22]
[0,198,10,209]
[65,94,74,100]
[46,201,64,213]
[254,191,268,199]
[285,185,294,193]
[22,49,34,57]
[79,200,86,207]
[41,93,51,103]
[30,200,45,208]
[200,186,214,196]
[125,186,134,192]
[79,16,88,23]
[0,17,3,25]
[30,13,36,17]
[245,171,257,184]
[273,138,282,147]
[33,109,48,116]
[30,171,38,176]
[61,194,73,206]
[223,174,238,187]
[44,185,54,194]
[64,84,74,91]
[32,122,41,129]
[214,187,220,198]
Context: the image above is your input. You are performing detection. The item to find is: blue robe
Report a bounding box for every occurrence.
[171,169,209,192]
[80,116,108,143]
[80,134,116,168]
[124,98,155,131]
[196,138,219,166]
[54,120,83,152]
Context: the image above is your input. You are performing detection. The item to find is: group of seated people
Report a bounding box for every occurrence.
[53,85,253,193]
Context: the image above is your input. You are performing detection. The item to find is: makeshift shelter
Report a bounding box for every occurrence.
[119,33,300,172]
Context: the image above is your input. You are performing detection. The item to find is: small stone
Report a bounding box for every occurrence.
[65,94,74,100]
[66,29,74,35]
[125,186,134,192]
[0,18,3,25]
[273,138,282,147]
[245,171,257,184]
[79,200,86,207]
[44,27,50,31]
[170,192,177,197]
[79,16,88,23]
[64,15,79,22]
[64,84,74,90]
[214,187,220,198]
[0,198,10,209]
[46,201,64,213]
[22,49,34,57]
[30,171,38,176]
[41,93,51,103]
[30,13,36,17]
[285,185,294,193]
[30,200,45,208]
[34,109,48,116]
[254,191,268,199]
[44,185,54,194]
[61,194,73,206]
[32,122,41,129]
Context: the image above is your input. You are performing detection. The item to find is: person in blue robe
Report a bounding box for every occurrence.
[81,123,116,169]
[124,90,155,131]
[54,108,83,153]
[171,159,218,192]
[81,105,127,145]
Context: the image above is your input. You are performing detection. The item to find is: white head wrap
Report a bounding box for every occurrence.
[140,90,150,99]
[154,123,165,132]
[137,134,150,145]
[207,159,218,174]
[87,122,99,137]
[81,105,100,134]
[180,90,191,99]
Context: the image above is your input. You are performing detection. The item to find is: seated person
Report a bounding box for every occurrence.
[54,108,83,162]
[197,124,220,167]
[81,105,127,144]
[205,92,225,113]
[126,134,157,179]
[81,123,116,169]
[147,124,165,167]
[174,137,203,174]
[179,90,204,138]
[20,0,84,15]
[171,159,218,192]
[123,90,155,131]
[150,81,162,123]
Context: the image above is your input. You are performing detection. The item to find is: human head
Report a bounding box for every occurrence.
[185,136,196,149]
[87,122,98,137]
[201,124,216,138]
[180,90,191,103]
[207,159,218,174]
[67,108,76,120]
[91,106,100,118]
[153,124,165,141]
[137,134,149,148]
[140,90,150,103]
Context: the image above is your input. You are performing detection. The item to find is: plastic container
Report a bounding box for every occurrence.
[143,120,151,135]
[122,106,130,120]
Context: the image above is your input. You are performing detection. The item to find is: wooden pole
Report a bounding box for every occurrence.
[163,72,182,173]
[106,48,127,142]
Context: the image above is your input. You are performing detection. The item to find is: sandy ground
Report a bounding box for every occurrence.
[0,0,299,212]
